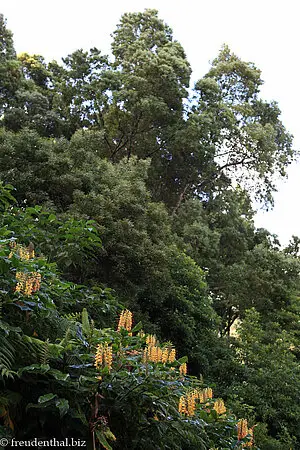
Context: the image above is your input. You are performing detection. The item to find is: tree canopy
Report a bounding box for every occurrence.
[0,9,299,449]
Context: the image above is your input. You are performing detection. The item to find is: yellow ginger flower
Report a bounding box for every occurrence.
[142,348,148,363]
[117,309,133,333]
[15,272,25,292]
[9,242,35,260]
[161,348,169,363]
[245,427,254,447]
[95,344,104,368]
[192,389,199,400]
[157,347,162,362]
[150,346,158,363]
[24,280,33,296]
[204,387,213,400]
[19,247,30,260]
[146,334,157,347]
[31,272,41,292]
[146,346,170,364]
[127,311,133,329]
[95,343,113,372]
[143,340,177,365]
[15,272,41,295]
[197,387,213,403]
[186,392,196,416]
[147,345,152,360]
[168,348,176,362]
[8,244,15,259]
[178,396,187,414]
[198,391,204,403]
[179,391,198,417]
[213,399,226,415]
[179,363,187,376]
[9,241,17,257]
[104,344,113,372]
[117,311,125,331]
[15,283,22,292]
[16,272,26,281]
[237,419,249,441]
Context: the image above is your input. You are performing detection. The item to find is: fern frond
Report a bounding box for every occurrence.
[65,354,82,366]
[21,335,45,362]
[58,328,77,350]
[0,332,16,379]
[39,339,50,365]
[63,312,82,322]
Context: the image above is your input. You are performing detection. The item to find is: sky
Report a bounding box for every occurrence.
[1,0,300,246]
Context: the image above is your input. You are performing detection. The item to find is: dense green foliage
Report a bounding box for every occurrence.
[0,9,300,449]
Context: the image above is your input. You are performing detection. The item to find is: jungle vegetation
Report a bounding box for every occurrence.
[0,9,300,449]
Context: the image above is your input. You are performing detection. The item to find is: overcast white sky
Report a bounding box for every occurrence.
[2,0,300,246]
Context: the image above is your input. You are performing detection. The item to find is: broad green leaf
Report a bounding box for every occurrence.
[95,430,113,450]
[55,398,69,417]
[38,393,57,404]
[131,321,143,333]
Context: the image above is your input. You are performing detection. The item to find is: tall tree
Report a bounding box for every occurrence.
[0,14,22,114]
[191,45,295,207]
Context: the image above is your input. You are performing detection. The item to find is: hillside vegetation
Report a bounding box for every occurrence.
[0,9,300,449]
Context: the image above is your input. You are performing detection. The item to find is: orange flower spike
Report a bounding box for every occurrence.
[245,427,254,447]
[117,309,133,333]
[104,346,113,372]
[157,347,163,363]
[19,247,30,260]
[204,387,213,400]
[186,393,196,417]
[24,280,33,296]
[125,310,133,332]
[178,396,187,414]
[95,344,104,369]
[147,345,152,360]
[16,272,25,281]
[192,390,198,401]
[15,283,22,292]
[237,419,249,441]
[213,399,226,415]
[117,311,126,332]
[142,348,148,363]
[146,335,156,347]
[198,390,205,403]
[150,346,157,362]
[161,348,169,364]
[9,241,17,258]
[179,363,187,376]
[168,348,176,363]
